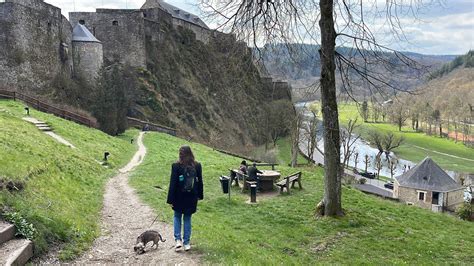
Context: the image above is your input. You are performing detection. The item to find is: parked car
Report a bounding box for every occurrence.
[360,172,376,179]
[384,182,394,190]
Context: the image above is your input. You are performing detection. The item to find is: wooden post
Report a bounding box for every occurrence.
[228,175,231,201]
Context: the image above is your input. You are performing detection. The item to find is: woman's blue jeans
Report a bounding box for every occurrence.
[173,211,192,245]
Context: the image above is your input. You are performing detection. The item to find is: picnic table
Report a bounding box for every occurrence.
[257,170,281,191]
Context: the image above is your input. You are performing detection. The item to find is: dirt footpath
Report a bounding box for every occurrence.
[39,132,200,264]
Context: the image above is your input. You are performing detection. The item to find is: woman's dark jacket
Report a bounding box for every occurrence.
[167,162,204,214]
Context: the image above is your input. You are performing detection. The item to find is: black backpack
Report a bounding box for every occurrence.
[180,165,197,193]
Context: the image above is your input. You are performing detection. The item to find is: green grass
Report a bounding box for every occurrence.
[311,102,474,173]
[130,131,474,264]
[0,100,138,259]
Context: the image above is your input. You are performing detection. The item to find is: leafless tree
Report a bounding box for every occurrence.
[291,110,304,167]
[375,155,383,179]
[389,158,398,180]
[389,100,409,132]
[368,131,404,162]
[363,154,370,174]
[266,99,295,147]
[200,0,434,217]
[354,152,359,170]
[302,110,319,164]
[340,118,360,170]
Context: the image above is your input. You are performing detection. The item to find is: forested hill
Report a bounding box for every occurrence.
[257,43,457,91]
[428,50,474,80]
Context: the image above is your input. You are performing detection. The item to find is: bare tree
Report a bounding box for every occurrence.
[291,111,304,167]
[363,154,370,174]
[302,110,319,164]
[368,131,404,162]
[389,100,409,132]
[375,155,383,179]
[340,118,360,170]
[266,99,295,147]
[359,100,369,122]
[382,132,404,161]
[201,0,433,217]
[354,152,359,170]
[389,158,398,180]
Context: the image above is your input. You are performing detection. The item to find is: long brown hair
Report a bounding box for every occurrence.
[178,145,196,167]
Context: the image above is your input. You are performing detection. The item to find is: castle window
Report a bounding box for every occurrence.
[418,191,426,201]
[79,20,85,25]
[112,20,119,26]
[47,22,51,31]
[143,12,147,17]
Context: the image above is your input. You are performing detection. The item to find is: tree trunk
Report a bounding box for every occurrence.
[415,119,419,131]
[319,0,342,217]
[454,122,458,142]
[290,117,300,168]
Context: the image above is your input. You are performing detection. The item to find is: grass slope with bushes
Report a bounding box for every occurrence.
[0,100,137,260]
[129,132,474,264]
[312,102,474,173]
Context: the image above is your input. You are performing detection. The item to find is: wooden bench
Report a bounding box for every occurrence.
[275,172,302,194]
[254,163,278,170]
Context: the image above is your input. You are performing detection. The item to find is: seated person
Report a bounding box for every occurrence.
[247,162,262,190]
[239,160,248,174]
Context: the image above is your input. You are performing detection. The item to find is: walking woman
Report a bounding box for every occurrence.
[167,145,204,251]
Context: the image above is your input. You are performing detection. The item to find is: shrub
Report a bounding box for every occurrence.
[2,211,37,239]
[359,178,367,184]
[457,202,473,221]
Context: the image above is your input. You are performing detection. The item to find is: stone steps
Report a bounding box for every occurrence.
[0,222,33,266]
[22,117,53,131]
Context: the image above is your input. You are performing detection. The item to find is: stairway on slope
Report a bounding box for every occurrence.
[0,221,33,266]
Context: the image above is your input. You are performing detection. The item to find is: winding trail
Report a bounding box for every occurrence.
[411,145,474,162]
[73,132,199,265]
[72,132,199,264]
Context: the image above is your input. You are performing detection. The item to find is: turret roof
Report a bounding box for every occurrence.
[395,157,463,192]
[72,24,101,43]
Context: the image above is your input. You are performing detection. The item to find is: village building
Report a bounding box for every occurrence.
[393,157,465,212]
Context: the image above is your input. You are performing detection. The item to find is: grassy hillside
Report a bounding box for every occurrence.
[0,100,137,259]
[129,132,474,264]
[311,101,474,173]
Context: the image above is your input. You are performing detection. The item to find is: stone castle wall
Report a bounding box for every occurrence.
[0,0,73,92]
[69,9,146,68]
[171,17,211,43]
[72,42,103,85]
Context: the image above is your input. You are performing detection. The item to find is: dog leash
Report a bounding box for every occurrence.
[149,214,160,227]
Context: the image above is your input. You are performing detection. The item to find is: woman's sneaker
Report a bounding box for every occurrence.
[184,244,191,251]
[175,240,183,251]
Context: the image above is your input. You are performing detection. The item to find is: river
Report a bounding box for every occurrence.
[295,101,455,178]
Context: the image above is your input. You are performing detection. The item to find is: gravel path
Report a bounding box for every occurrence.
[38,132,200,264]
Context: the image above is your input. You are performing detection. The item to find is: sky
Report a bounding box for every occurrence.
[42,0,473,55]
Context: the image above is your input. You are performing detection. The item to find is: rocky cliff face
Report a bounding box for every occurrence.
[132,26,277,150]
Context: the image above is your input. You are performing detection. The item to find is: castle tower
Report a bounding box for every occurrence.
[72,24,103,86]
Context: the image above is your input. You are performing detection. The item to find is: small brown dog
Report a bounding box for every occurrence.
[134,230,166,254]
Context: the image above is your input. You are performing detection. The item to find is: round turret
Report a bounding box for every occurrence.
[72,24,103,86]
